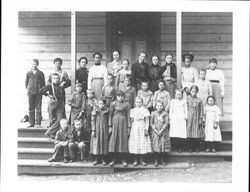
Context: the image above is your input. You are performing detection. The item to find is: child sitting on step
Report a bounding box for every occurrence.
[72,119,89,163]
[48,119,76,163]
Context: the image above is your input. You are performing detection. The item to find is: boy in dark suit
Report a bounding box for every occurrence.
[25,59,45,127]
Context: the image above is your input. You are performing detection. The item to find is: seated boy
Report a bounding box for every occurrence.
[72,119,89,163]
[48,119,76,163]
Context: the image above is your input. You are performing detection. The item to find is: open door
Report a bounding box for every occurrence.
[107,12,160,64]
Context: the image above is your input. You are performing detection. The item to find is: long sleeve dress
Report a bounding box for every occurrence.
[131,61,149,91]
[76,67,88,94]
[119,84,137,109]
[88,64,108,98]
[195,79,212,106]
[101,85,116,107]
[206,68,225,115]
[187,97,205,138]
[181,67,198,89]
[153,90,171,112]
[148,64,163,93]
[115,69,132,89]
[150,111,171,153]
[204,105,222,142]
[137,90,153,110]
[106,60,122,80]
[67,92,86,126]
[90,107,109,155]
[129,107,152,154]
[162,63,177,99]
[109,101,131,153]
[169,99,188,138]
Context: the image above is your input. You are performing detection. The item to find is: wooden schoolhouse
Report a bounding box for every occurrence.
[18,12,232,174]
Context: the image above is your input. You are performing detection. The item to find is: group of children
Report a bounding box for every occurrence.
[25,52,223,167]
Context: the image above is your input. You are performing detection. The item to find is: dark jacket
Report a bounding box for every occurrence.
[25,69,45,95]
[162,63,177,78]
[131,61,149,88]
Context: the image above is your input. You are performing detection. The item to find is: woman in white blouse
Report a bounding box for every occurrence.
[206,58,225,115]
[181,53,198,90]
[88,52,108,99]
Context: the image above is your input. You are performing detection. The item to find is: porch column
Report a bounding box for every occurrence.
[176,12,182,88]
[71,11,76,93]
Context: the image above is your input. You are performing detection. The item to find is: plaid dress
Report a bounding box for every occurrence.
[128,107,152,154]
[187,97,205,138]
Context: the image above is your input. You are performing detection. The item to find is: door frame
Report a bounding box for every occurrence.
[106,12,161,64]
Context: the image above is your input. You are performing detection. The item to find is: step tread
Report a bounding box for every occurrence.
[18,148,232,157]
[18,137,232,144]
[18,159,191,169]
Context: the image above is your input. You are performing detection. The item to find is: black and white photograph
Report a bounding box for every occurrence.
[1,0,249,191]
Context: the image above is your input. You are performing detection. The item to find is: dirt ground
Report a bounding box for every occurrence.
[18,161,232,183]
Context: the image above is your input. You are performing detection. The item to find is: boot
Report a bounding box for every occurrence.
[93,155,99,166]
[140,155,147,166]
[160,154,167,166]
[102,156,107,165]
[109,157,116,166]
[133,156,139,166]
[154,153,159,167]
[211,142,217,153]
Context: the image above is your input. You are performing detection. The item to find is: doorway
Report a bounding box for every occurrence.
[107,12,161,64]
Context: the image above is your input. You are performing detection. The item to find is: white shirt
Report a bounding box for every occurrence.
[206,69,225,96]
[87,64,108,89]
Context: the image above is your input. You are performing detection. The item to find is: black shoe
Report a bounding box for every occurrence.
[102,159,107,166]
[211,148,216,153]
[154,158,159,167]
[68,158,76,163]
[140,158,147,166]
[177,149,183,153]
[195,148,200,153]
[205,148,211,153]
[133,159,138,166]
[93,160,99,166]
[121,159,128,167]
[188,148,194,153]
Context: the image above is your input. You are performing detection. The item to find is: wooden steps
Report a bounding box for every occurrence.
[17,120,232,174]
[18,160,191,175]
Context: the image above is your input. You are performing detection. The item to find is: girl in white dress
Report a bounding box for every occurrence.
[169,89,188,152]
[203,96,222,153]
[129,97,152,166]
[206,58,225,115]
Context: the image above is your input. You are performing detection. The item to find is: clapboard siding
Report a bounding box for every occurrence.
[18,12,107,118]
[160,12,232,120]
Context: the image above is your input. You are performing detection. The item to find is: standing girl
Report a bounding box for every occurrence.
[162,53,177,99]
[169,89,188,153]
[153,80,171,112]
[109,91,131,167]
[119,75,137,109]
[101,74,116,107]
[106,50,122,83]
[181,53,198,91]
[129,97,152,166]
[195,68,212,107]
[187,85,204,153]
[115,58,132,89]
[206,58,225,115]
[137,81,153,111]
[88,52,108,98]
[150,101,171,166]
[148,54,164,93]
[203,96,222,153]
[90,98,109,165]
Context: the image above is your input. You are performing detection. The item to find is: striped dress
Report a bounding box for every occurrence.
[187,96,205,138]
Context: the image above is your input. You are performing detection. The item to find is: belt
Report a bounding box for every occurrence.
[210,80,220,83]
[92,77,104,80]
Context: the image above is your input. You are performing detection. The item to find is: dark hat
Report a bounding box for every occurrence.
[182,53,194,62]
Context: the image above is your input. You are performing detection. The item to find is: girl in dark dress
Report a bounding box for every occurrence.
[148,54,164,94]
[162,53,177,99]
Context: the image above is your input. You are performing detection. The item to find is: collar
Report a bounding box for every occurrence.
[95,63,101,66]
